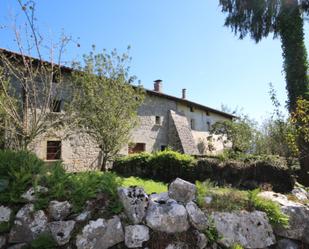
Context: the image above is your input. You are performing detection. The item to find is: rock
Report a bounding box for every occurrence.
[76,216,124,249]
[9,204,48,243]
[125,225,150,248]
[204,196,213,204]
[259,191,309,244]
[75,210,91,222]
[149,192,170,203]
[291,188,308,201]
[168,178,196,203]
[48,220,76,246]
[146,199,189,233]
[118,186,148,224]
[165,242,189,249]
[21,186,48,202]
[212,210,276,248]
[7,243,27,249]
[276,239,299,249]
[0,205,11,223]
[193,230,207,249]
[48,200,72,221]
[186,202,208,230]
[0,236,6,249]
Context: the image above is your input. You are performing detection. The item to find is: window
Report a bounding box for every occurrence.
[46,141,61,160]
[190,119,195,130]
[207,121,211,131]
[50,99,62,113]
[190,106,194,112]
[155,116,161,125]
[161,145,167,151]
[128,143,146,154]
[206,111,210,116]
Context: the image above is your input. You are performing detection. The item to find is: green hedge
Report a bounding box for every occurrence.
[113,150,295,192]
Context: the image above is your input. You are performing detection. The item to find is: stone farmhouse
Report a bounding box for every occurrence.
[1,49,234,171]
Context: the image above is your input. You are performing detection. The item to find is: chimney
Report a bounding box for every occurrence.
[154,79,162,93]
[182,88,186,99]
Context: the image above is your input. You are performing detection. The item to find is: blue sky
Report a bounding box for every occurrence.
[1,0,308,122]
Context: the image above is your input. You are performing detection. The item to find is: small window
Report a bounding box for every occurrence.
[161,145,167,151]
[50,99,62,113]
[128,143,146,154]
[155,116,161,125]
[190,119,195,130]
[46,141,61,160]
[207,121,211,131]
[206,111,210,116]
[190,106,194,112]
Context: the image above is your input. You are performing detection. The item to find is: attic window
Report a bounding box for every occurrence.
[46,141,61,160]
[190,106,194,112]
[50,99,62,113]
[155,116,161,125]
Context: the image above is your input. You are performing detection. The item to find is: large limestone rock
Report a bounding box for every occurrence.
[48,200,72,221]
[168,178,196,203]
[0,205,11,223]
[276,239,299,249]
[146,199,189,233]
[9,204,48,243]
[185,202,208,231]
[76,216,124,249]
[21,186,48,202]
[118,186,148,224]
[125,225,149,248]
[48,220,76,246]
[259,191,309,244]
[212,211,276,248]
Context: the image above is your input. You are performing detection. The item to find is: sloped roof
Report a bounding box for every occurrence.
[0,48,236,119]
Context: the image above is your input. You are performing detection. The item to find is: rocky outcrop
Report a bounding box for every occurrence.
[168,178,196,203]
[48,200,72,221]
[9,204,48,243]
[118,186,149,224]
[186,202,208,230]
[212,210,276,248]
[0,206,11,224]
[146,199,189,233]
[48,220,76,246]
[259,191,309,244]
[125,225,149,248]
[76,216,124,249]
[21,186,48,202]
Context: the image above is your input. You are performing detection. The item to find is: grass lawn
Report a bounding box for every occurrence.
[119,176,167,194]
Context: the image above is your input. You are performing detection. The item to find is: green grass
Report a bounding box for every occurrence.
[119,176,167,194]
[196,180,289,227]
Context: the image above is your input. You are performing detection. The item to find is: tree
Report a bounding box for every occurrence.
[210,115,255,154]
[219,0,308,111]
[70,47,144,171]
[0,0,73,150]
[219,0,309,177]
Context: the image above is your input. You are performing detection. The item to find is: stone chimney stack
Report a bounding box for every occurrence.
[182,88,186,99]
[154,80,162,93]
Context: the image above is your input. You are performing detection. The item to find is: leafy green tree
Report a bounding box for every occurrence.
[210,115,255,154]
[70,47,144,171]
[219,0,309,112]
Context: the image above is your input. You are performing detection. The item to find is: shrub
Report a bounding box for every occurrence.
[248,189,289,227]
[0,150,44,204]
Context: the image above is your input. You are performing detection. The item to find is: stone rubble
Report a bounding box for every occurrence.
[21,186,48,202]
[48,200,72,221]
[124,225,150,248]
[0,205,11,223]
[48,220,76,245]
[118,186,149,224]
[168,178,196,203]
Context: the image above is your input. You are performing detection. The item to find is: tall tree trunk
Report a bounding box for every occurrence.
[279,1,309,182]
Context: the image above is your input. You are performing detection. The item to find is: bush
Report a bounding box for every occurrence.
[114,150,294,192]
[114,150,196,182]
[0,150,44,203]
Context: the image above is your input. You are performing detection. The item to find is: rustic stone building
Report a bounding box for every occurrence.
[1,49,234,171]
